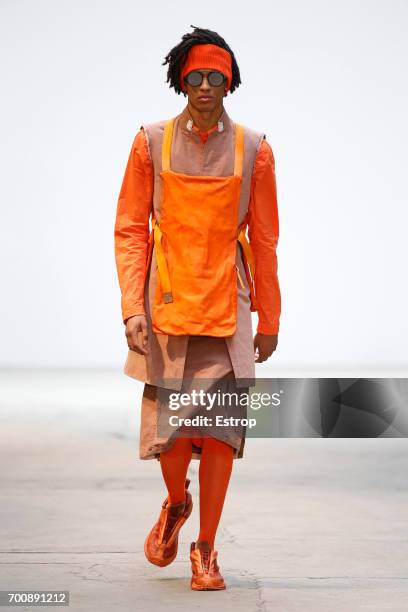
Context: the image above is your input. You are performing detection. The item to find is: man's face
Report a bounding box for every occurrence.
[184,69,227,111]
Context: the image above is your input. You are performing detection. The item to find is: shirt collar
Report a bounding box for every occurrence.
[177,104,231,138]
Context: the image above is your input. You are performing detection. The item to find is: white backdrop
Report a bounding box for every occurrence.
[1,0,407,370]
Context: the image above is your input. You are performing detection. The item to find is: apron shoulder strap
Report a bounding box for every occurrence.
[233,123,244,178]
[162,117,175,172]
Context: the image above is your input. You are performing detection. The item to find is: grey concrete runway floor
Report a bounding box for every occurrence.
[1,369,408,611]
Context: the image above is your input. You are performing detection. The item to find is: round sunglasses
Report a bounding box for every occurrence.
[184,70,226,88]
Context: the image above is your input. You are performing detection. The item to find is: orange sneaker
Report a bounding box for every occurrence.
[144,478,192,567]
[190,540,226,590]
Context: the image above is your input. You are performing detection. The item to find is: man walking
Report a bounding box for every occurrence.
[114,25,281,590]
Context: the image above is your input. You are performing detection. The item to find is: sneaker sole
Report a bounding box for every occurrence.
[191,580,226,591]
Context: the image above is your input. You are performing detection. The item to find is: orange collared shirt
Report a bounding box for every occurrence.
[191,121,218,144]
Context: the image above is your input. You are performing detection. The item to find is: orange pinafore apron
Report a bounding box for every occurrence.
[144,116,258,337]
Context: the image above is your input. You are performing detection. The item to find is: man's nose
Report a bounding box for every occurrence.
[199,75,211,89]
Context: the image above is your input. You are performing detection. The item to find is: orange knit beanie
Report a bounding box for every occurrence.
[180,44,233,93]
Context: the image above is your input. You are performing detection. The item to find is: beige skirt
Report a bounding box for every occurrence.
[139,335,249,461]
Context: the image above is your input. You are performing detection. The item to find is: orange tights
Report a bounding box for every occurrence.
[159,435,234,549]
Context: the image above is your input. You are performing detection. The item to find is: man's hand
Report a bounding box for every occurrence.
[125,315,149,355]
[254,333,278,363]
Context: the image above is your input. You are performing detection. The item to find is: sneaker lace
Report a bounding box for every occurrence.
[201,549,211,572]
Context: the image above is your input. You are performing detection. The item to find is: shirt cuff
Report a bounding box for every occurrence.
[257,321,279,335]
[123,308,146,324]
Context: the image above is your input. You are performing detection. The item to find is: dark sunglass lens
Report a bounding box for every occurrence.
[186,71,203,86]
[208,72,225,86]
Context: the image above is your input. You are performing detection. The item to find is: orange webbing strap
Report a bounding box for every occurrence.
[237,227,256,279]
[233,123,244,177]
[237,222,258,311]
[152,218,173,303]
[143,224,154,285]
[155,118,176,304]
[162,117,175,172]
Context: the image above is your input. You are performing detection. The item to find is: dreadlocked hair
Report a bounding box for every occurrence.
[162,25,241,95]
